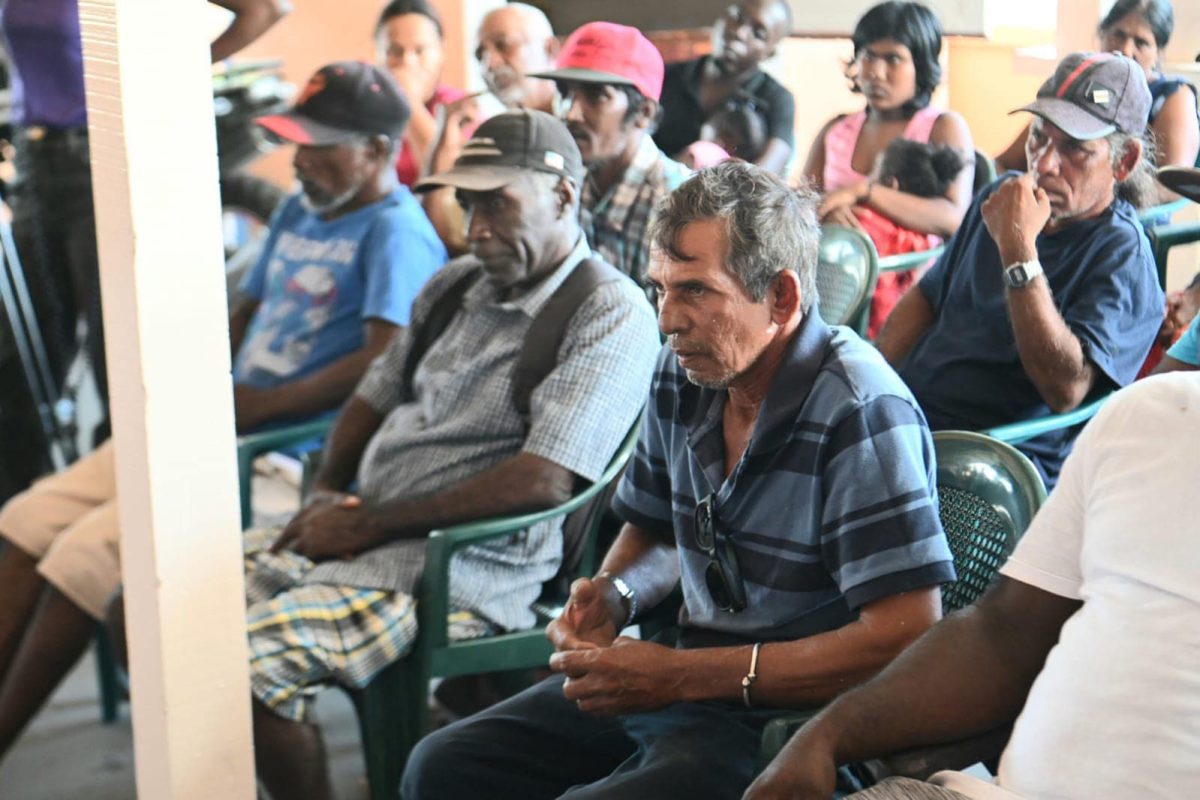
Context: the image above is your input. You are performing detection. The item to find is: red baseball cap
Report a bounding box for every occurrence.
[530,22,664,102]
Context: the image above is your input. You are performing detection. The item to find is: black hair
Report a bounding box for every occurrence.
[705,104,768,162]
[848,1,944,116]
[877,139,965,198]
[1100,0,1174,48]
[376,0,444,39]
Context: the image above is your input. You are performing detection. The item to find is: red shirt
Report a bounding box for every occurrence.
[394,84,467,187]
[854,206,937,339]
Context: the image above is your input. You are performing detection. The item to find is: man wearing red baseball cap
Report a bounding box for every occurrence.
[531,21,690,285]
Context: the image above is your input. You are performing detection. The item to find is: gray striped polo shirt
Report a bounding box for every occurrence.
[613,313,954,647]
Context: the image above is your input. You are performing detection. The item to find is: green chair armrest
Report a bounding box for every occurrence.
[878,245,944,274]
[236,417,335,528]
[982,393,1110,445]
[1137,198,1189,225]
[418,422,641,649]
[757,709,822,770]
[1149,219,1200,289]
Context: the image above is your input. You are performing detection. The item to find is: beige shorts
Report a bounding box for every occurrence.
[0,441,120,619]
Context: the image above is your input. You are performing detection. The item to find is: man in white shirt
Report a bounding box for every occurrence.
[745,370,1200,800]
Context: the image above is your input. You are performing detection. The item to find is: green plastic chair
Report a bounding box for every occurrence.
[757,430,1045,769]
[1147,219,1200,291]
[878,245,945,275]
[1138,197,1190,227]
[972,149,998,198]
[346,421,641,800]
[817,225,880,336]
[982,392,1110,446]
[236,417,335,528]
[931,430,1046,613]
[91,416,339,722]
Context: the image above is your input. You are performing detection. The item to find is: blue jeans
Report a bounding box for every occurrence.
[402,673,785,800]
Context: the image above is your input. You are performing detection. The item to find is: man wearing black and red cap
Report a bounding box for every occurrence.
[242,108,657,800]
[531,21,691,285]
[0,60,445,766]
[876,51,1165,487]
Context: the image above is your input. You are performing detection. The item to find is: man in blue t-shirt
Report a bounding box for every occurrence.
[877,52,1165,486]
[0,61,445,765]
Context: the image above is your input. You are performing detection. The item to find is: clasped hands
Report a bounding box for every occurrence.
[269,489,377,562]
[545,577,683,716]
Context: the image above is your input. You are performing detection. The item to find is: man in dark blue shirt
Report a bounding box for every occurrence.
[877,52,1164,486]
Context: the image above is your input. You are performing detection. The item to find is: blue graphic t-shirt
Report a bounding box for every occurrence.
[234,186,445,390]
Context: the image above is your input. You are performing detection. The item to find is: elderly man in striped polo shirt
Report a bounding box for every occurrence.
[403,161,956,800]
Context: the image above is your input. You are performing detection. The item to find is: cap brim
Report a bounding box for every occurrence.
[256,113,363,146]
[1009,98,1116,141]
[1156,166,1200,204]
[528,67,637,89]
[414,164,529,193]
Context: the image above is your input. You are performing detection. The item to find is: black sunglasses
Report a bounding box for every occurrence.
[694,494,747,613]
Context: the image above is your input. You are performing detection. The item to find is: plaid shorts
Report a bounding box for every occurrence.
[242,527,496,721]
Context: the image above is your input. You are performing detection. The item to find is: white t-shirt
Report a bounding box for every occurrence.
[994,373,1200,799]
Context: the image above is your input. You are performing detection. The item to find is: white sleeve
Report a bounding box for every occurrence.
[997,414,1099,600]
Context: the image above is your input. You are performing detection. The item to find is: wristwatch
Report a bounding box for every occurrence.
[597,571,637,628]
[1003,259,1044,289]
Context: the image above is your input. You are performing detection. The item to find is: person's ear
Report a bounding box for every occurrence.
[1112,138,1142,182]
[544,35,561,61]
[554,176,578,220]
[884,176,899,190]
[768,269,801,324]
[365,134,392,164]
[634,98,659,131]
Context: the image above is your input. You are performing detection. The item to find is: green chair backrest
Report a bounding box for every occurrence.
[933,431,1047,613]
[1147,219,1200,291]
[973,149,997,197]
[816,225,880,336]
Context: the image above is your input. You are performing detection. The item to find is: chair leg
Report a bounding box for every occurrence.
[350,656,428,800]
[94,626,122,724]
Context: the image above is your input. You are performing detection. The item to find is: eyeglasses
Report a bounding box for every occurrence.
[694,494,747,613]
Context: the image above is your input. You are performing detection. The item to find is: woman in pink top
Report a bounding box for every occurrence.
[802,1,974,335]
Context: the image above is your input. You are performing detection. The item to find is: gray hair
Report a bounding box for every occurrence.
[650,161,820,312]
[1106,130,1157,209]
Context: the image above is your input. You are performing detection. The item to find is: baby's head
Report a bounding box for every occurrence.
[700,103,768,163]
[874,139,966,198]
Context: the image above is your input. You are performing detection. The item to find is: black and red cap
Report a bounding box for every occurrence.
[1012,51,1150,141]
[257,61,411,145]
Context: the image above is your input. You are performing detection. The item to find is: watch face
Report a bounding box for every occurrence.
[1009,266,1028,286]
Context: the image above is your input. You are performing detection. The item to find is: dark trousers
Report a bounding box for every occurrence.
[0,125,104,499]
[402,673,783,800]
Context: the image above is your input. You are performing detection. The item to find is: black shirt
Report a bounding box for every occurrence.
[653,56,796,159]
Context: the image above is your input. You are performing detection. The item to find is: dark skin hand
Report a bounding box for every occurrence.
[743,578,1081,800]
[269,490,369,561]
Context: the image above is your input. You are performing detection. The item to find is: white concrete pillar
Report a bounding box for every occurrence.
[78,1,255,797]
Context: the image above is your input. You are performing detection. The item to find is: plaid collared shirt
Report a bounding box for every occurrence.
[581,135,691,285]
[305,238,660,631]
